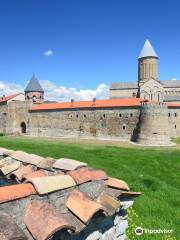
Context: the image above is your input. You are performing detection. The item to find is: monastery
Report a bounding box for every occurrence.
[0,40,180,145]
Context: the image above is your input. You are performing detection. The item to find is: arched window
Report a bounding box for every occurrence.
[103,114,106,118]
[32,96,36,102]
[130,113,133,117]
[119,113,122,117]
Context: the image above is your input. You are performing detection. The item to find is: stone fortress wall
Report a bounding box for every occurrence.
[0,101,180,144]
[28,107,140,140]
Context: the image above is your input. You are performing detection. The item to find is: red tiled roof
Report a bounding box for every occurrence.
[30,98,144,111]
[167,102,180,107]
[0,93,22,103]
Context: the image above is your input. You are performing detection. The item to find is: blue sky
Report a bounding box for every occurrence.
[0,0,180,100]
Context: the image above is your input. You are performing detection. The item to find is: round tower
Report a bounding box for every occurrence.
[135,102,171,146]
[138,40,158,86]
[25,74,44,103]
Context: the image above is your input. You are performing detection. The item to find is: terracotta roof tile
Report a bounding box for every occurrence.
[0,214,27,240]
[28,175,76,195]
[119,191,142,198]
[64,211,86,233]
[66,190,105,224]
[37,157,56,170]
[68,167,91,184]
[11,151,43,165]
[90,170,107,181]
[0,161,21,175]
[24,169,46,181]
[97,192,121,216]
[53,158,87,171]
[106,177,129,191]
[68,167,107,184]
[10,165,34,181]
[30,98,143,111]
[24,200,75,240]
[0,183,36,203]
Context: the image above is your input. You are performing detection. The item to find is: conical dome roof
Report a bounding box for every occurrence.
[139,39,158,59]
[25,74,44,93]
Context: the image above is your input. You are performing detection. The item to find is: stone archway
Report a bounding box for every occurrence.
[20,122,26,134]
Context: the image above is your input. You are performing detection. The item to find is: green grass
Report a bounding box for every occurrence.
[0,136,179,240]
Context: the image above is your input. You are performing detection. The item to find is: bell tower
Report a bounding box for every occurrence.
[25,74,44,103]
[138,40,158,86]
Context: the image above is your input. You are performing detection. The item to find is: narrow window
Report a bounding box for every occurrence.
[122,124,126,130]
[175,125,176,129]
[175,113,177,117]
[76,114,79,118]
[84,114,86,118]
[168,113,170,117]
[130,113,133,117]
[103,114,106,118]
[119,113,122,117]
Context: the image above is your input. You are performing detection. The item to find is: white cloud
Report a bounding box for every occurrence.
[0,79,109,102]
[43,49,54,57]
[40,80,109,102]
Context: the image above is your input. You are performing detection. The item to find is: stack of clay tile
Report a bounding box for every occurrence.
[0,147,141,240]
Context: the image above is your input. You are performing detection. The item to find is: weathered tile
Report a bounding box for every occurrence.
[24,200,75,240]
[11,151,43,166]
[24,169,46,181]
[106,177,129,191]
[37,157,56,170]
[53,158,87,171]
[90,170,107,181]
[64,211,86,233]
[10,165,34,181]
[97,192,121,215]
[0,183,36,203]
[119,191,142,198]
[0,214,27,240]
[0,161,21,175]
[68,167,91,184]
[28,175,76,195]
[66,190,105,224]
[68,167,107,184]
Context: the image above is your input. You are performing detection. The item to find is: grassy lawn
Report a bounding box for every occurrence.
[0,136,179,239]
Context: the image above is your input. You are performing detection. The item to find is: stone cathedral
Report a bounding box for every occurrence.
[110,39,180,103]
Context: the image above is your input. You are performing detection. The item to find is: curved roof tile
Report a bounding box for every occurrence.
[24,200,75,240]
[0,183,36,204]
[66,189,105,224]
